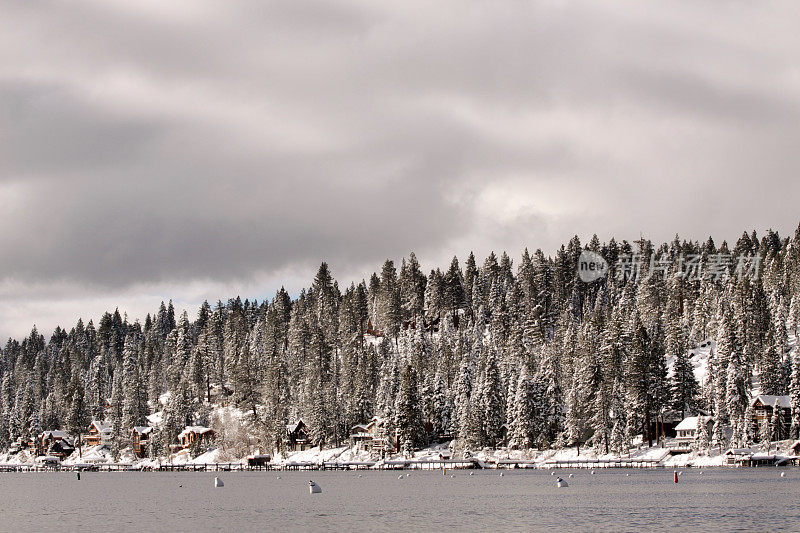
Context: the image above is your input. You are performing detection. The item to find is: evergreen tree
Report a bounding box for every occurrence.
[394,365,424,455]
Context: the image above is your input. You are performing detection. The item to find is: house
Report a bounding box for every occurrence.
[286,419,311,451]
[348,417,398,455]
[349,424,372,450]
[724,448,755,465]
[365,319,383,337]
[673,416,713,445]
[499,423,510,447]
[84,421,112,447]
[174,426,215,450]
[247,454,271,467]
[132,426,153,458]
[38,430,75,459]
[751,395,792,440]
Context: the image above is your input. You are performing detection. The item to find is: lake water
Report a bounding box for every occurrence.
[1,468,799,532]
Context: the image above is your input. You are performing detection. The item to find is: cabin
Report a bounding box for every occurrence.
[673,416,713,446]
[751,395,792,441]
[132,426,153,458]
[209,384,234,407]
[247,454,272,467]
[358,416,399,455]
[174,426,215,450]
[286,419,311,451]
[724,448,755,465]
[84,421,113,447]
[350,424,372,450]
[38,430,75,459]
[499,423,510,447]
[365,319,384,337]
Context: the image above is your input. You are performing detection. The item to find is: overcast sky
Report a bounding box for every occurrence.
[1,0,799,341]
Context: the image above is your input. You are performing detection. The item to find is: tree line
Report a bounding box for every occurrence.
[2,224,800,457]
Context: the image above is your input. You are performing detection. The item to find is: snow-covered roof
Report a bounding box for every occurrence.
[40,430,71,440]
[725,448,754,455]
[675,416,711,431]
[146,412,163,427]
[286,419,306,434]
[91,421,112,433]
[132,426,153,435]
[753,395,791,408]
[178,426,213,439]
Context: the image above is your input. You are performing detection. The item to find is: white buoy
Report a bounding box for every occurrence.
[551,471,555,476]
[781,472,786,478]
[556,477,569,488]
[214,477,224,488]
[626,473,630,477]
[309,480,322,494]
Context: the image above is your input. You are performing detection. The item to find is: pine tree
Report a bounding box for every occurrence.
[790,347,800,439]
[726,349,749,448]
[66,374,89,446]
[121,334,146,448]
[695,416,710,452]
[394,365,424,455]
[478,352,504,448]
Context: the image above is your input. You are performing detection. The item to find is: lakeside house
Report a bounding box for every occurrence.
[132,426,153,458]
[724,448,756,465]
[84,421,113,447]
[174,426,215,451]
[750,395,791,440]
[669,415,713,452]
[286,419,311,452]
[38,430,75,459]
[347,417,398,454]
[350,424,372,450]
[247,454,271,466]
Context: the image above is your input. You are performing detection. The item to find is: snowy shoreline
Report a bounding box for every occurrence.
[3,438,797,471]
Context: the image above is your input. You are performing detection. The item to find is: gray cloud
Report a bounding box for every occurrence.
[1,0,799,339]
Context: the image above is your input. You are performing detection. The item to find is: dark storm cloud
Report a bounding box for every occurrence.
[1,0,800,338]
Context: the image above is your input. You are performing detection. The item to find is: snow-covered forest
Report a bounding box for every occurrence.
[2,224,800,458]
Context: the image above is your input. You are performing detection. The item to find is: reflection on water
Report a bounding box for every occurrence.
[1,468,799,532]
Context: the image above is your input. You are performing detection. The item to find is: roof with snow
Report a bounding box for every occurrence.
[90,421,112,433]
[675,416,712,431]
[146,412,163,427]
[132,426,153,435]
[40,430,71,440]
[752,395,791,408]
[178,426,213,439]
[286,419,306,434]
